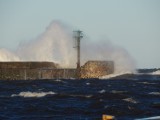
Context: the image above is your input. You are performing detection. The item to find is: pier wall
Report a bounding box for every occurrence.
[0,62,58,69]
[0,61,114,80]
[0,68,76,80]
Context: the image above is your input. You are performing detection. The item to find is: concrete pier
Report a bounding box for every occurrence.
[0,61,114,80]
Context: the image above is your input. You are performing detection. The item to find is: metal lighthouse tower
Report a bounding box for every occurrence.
[74,30,83,79]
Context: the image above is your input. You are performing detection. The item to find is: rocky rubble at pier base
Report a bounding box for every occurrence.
[80,61,114,78]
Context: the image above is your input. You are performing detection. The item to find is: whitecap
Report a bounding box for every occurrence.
[149,92,160,96]
[151,70,160,75]
[86,82,90,85]
[54,79,62,82]
[138,82,157,85]
[111,90,128,94]
[100,72,133,79]
[135,116,160,120]
[11,91,56,98]
[99,89,106,93]
[123,98,138,104]
[69,94,92,98]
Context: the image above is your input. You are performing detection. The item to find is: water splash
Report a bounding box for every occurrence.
[100,71,133,79]
[16,21,76,68]
[81,40,136,73]
[0,48,20,61]
[151,70,160,75]
[0,20,136,72]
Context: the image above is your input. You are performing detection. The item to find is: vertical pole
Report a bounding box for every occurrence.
[77,34,80,79]
[74,30,83,79]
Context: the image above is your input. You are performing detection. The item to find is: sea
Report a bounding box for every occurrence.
[0,69,160,120]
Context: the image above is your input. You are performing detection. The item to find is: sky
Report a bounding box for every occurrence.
[0,0,160,68]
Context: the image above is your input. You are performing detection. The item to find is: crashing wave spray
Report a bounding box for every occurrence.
[81,40,136,73]
[0,48,20,61]
[16,21,76,68]
[0,20,136,73]
[0,20,76,68]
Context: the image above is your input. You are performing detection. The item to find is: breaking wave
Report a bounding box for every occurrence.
[0,20,136,72]
[100,72,133,79]
[123,98,139,104]
[0,74,159,120]
[151,70,160,75]
[11,91,56,98]
[111,90,128,94]
[99,89,106,94]
[149,92,160,96]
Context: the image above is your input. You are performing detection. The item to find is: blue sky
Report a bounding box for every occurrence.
[0,0,160,68]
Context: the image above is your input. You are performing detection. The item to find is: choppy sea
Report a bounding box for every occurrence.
[0,70,160,120]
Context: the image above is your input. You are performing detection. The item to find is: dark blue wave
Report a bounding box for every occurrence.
[0,74,160,120]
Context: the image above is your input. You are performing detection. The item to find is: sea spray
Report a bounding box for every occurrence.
[16,21,76,68]
[100,71,133,79]
[0,48,20,61]
[151,70,160,75]
[0,20,136,73]
[81,40,136,73]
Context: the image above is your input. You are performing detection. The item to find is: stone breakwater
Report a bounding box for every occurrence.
[0,61,114,80]
[80,61,114,78]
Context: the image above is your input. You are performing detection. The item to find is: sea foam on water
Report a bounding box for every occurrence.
[11,91,56,98]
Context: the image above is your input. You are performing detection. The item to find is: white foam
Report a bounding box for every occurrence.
[149,92,160,96]
[54,79,62,82]
[138,82,157,85]
[123,98,138,104]
[111,90,127,94]
[69,94,92,98]
[151,70,160,75]
[100,72,132,79]
[99,89,106,93]
[135,116,160,120]
[11,91,56,98]
[86,82,90,85]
